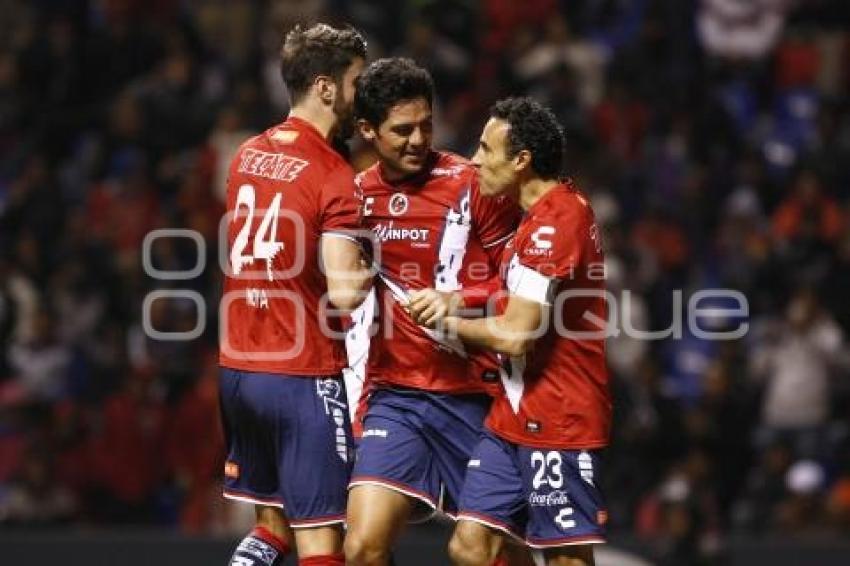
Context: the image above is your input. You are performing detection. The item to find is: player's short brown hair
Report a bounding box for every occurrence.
[354,58,434,127]
[280,23,367,105]
[491,97,565,179]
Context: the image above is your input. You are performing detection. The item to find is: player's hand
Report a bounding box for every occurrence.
[407,288,461,329]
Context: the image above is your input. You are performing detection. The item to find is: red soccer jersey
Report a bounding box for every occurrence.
[354,151,519,394]
[219,117,361,376]
[485,182,612,449]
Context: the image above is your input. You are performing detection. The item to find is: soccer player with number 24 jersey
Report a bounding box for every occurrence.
[218,24,371,566]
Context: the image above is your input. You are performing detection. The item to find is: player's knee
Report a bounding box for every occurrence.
[343,530,390,566]
[448,529,492,566]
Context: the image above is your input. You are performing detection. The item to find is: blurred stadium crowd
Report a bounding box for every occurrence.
[1,0,850,563]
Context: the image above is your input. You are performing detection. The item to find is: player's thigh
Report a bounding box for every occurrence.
[218,369,284,501]
[425,392,491,513]
[350,392,440,515]
[458,432,528,542]
[279,375,353,527]
[346,483,415,548]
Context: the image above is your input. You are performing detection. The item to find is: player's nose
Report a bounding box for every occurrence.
[408,126,425,147]
[471,148,483,167]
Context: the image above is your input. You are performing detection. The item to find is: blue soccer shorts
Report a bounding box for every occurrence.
[458,430,608,548]
[349,387,491,520]
[218,368,353,528]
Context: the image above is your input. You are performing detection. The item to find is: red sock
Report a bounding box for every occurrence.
[491,556,509,566]
[252,525,290,556]
[298,553,345,565]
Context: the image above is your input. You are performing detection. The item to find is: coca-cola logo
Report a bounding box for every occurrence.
[528,490,571,507]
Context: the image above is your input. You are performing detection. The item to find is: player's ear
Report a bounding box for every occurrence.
[514,149,532,173]
[358,119,376,141]
[315,75,336,106]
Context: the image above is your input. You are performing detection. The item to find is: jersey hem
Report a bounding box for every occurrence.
[455,511,525,544]
[289,513,347,529]
[219,361,345,376]
[525,535,606,548]
[487,426,609,451]
[368,377,491,396]
[223,488,285,508]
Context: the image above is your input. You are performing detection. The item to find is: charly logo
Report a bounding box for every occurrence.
[389,192,409,216]
[555,506,576,530]
[528,490,571,507]
[528,225,555,256]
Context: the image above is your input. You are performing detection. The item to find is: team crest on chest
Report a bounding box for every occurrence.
[388,192,409,216]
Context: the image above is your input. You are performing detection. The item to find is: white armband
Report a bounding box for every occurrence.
[506,258,558,305]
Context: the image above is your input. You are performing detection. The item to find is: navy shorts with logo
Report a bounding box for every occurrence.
[218,368,354,528]
[458,430,607,548]
[349,387,491,519]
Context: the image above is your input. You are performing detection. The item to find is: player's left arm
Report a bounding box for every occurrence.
[320,164,374,311]
[442,292,549,357]
[444,195,592,355]
[406,176,520,324]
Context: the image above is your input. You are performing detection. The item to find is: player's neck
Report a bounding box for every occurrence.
[288,102,336,140]
[519,178,560,210]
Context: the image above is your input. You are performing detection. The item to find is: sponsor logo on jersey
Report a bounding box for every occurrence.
[526,225,555,256]
[468,459,481,467]
[526,420,542,433]
[555,507,577,530]
[528,490,571,507]
[388,192,409,216]
[271,129,299,144]
[431,165,465,178]
[597,510,608,525]
[238,148,308,182]
[372,221,430,243]
[224,461,240,479]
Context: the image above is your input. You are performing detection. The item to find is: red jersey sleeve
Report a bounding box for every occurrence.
[518,202,588,279]
[319,163,361,236]
[507,194,593,305]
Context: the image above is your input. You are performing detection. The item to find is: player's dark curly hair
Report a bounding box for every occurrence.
[280,23,367,105]
[354,58,434,127]
[490,97,565,179]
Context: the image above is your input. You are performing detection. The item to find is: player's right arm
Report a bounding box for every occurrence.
[407,276,500,326]
[322,234,372,312]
